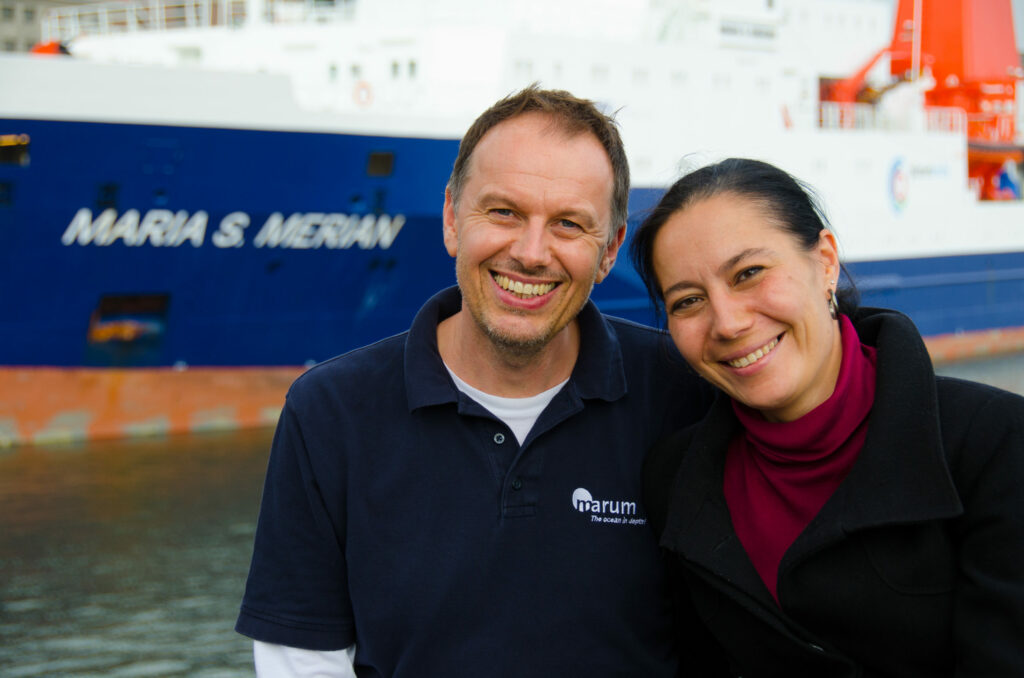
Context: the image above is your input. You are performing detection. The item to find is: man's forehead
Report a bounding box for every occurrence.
[470,113,599,168]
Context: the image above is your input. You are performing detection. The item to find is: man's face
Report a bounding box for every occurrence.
[443,112,624,357]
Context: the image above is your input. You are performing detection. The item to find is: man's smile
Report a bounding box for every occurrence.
[492,272,558,300]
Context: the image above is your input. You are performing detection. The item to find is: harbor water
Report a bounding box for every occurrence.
[2,352,1023,677]
[0,428,272,677]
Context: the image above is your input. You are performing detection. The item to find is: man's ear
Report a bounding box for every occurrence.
[595,224,627,283]
[443,189,458,258]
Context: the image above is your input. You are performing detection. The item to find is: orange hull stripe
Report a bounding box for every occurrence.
[0,366,303,447]
[925,326,1024,365]
[3,326,1024,447]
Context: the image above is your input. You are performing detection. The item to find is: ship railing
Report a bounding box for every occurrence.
[42,0,353,43]
[819,102,966,134]
[927,107,968,135]
[818,102,877,130]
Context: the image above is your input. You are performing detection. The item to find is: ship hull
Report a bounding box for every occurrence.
[2,114,1023,445]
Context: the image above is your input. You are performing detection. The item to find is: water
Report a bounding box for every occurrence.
[935,352,1024,397]
[1,354,1021,677]
[0,428,273,677]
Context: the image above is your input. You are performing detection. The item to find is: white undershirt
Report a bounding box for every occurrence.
[444,365,568,445]
[252,364,568,676]
[254,641,355,677]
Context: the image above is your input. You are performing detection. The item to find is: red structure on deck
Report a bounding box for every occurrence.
[824,0,1024,200]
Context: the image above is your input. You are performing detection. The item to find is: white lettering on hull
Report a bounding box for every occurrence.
[61,208,406,250]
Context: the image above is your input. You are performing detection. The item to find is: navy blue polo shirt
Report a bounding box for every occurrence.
[236,286,711,677]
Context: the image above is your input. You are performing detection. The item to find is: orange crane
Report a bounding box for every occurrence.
[823,0,1024,200]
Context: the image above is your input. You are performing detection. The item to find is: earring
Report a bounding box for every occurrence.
[828,281,839,320]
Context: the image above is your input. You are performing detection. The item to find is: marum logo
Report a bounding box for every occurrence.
[572,488,637,516]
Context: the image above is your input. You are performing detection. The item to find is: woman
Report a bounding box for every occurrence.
[630,158,1024,677]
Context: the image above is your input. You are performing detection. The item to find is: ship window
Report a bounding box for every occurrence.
[351,63,361,77]
[1,6,12,21]
[24,7,34,22]
[0,182,11,206]
[97,182,119,211]
[2,40,14,52]
[391,61,399,78]
[0,133,29,165]
[86,294,170,367]
[366,151,394,177]
[408,60,416,78]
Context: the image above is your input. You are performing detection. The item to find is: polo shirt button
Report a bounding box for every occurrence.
[493,433,505,444]
[511,477,523,490]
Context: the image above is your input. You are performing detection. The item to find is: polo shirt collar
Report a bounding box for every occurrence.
[403,286,626,411]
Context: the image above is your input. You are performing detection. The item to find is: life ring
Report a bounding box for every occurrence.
[353,81,373,108]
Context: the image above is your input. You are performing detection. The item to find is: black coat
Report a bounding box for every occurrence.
[645,308,1024,677]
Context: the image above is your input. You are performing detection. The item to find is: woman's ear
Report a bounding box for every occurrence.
[817,229,840,282]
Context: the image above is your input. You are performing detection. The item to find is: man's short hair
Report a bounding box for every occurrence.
[446,84,630,236]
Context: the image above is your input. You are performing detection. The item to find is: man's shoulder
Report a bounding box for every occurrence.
[601,314,669,343]
[600,314,688,369]
[287,330,409,401]
[599,314,711,411]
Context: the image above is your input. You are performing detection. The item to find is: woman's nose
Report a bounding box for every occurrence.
[709,293,753,340]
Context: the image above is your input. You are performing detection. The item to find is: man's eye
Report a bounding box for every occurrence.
[558,219,582,230]
[491,208,514,218]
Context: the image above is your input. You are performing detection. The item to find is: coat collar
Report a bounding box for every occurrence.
[661,309,963,608]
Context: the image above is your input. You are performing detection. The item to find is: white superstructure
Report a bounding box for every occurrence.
[13,0,1024,263]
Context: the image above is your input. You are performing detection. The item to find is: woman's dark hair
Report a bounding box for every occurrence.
[629,157,859,317]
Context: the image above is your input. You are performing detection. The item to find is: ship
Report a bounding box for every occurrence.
[2,0,1023,445]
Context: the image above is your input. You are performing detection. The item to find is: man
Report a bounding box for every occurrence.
[236,86,711,676]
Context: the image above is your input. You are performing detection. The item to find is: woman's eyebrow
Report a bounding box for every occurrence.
[661,247,771,298]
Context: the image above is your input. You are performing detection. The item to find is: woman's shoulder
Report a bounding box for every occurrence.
[935,376,1024,440]
[643,423,701,537]
[935,376,1024,490]
[643,428,692,540]
[646,425,700,482]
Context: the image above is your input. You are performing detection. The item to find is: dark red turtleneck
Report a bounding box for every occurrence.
[723,314,877,603]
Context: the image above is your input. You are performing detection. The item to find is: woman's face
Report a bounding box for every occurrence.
[652,193,842,422]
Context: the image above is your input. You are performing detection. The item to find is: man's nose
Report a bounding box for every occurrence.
[508,219,552,270]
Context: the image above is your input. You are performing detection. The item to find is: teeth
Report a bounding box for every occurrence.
[727,337,779,368]
[493,274,556,299]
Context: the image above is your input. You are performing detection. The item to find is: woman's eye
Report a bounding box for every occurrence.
[736,266,763,283]
[669,296,701,314]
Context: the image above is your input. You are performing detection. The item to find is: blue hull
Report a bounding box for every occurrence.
[2,118,1022,368]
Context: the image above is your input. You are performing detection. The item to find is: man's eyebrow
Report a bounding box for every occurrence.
[474,190,518,207]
